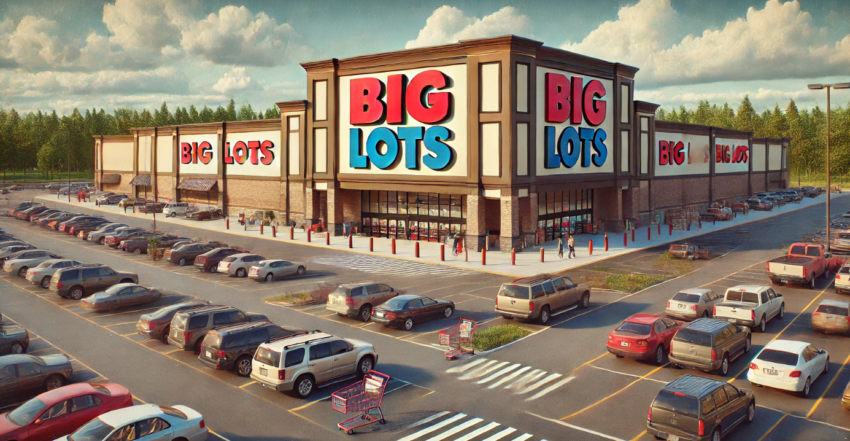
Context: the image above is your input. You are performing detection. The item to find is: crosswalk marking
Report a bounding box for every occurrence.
[526,377,575,401]
[396,413,546,441]
[446,358,569,401]
[398,413,467,441]
[454,422,501,441]
[519,373,562,395]
[481,428,517,441]
[425,417,483,441]
[312,255,475,277]
[488,366,530,389]
[510,435,533,441]
[475,363,520,384]
[404,411,451,431]
[458,360,501,380]
[447,358,487,373]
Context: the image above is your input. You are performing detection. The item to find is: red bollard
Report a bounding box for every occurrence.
[348,234,353,249]
[540,247,544,263]
[272,226,276,237]
[631,228,635,243]
[415,242,419,258]
[482,247,487,265]
[457,240,463,254]
[511,247,516,265]
[307,230,311,242]
[698,218,702,229]
[260,224,264,235]
[624,231,628,247]
[226,218,230,229]
[648,226,651,241]
[290,226,294,240]
[326,232,330,245]
[391,238,396,254]
[440,244,445,261]
[604,233,609,251]
[369,237,374,252]
[465,248,468,262]
[657,223,661,235]
[589,240,593,255]
[669,224,673,235]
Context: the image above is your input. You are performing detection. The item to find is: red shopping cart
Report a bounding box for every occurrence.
[332,371,390,435]
[438,318,477,360]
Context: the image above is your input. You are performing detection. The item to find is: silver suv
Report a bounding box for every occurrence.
[495,274,591,324]
[251,331,378,399]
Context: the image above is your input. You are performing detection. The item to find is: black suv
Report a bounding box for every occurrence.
[167,306,269,352]
[647,374,755,441]
[198,322,305,376]
[50,264,139,299]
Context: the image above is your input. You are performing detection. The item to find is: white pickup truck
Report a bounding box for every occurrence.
[713,285,785,333]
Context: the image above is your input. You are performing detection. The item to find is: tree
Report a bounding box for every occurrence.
[188,105,200,123]
[238,104,257,121]
[226,99,237,121]
[214,106,228,122]
[264,106,280,119]
[734,96,758,133]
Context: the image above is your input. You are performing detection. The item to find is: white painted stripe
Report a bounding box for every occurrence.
[447,358,487,373]
[476,363,521,384]
[454,422,500,441]
[489,366,531,389]
[403,411,450,431]
[398,413,467,441]
[519,373,562,394]
[455,360,497,378]
[481,427,517,441]
[526,376,574,401]
[505,369,545,390]
[425,417,483,441]
[525,411,626,441]
[460,361,508,380]
[509,434,533,441]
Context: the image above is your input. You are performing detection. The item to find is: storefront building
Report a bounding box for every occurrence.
[93,35,790,252]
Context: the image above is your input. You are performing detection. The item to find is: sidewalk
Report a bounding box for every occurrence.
[36,193,843,277]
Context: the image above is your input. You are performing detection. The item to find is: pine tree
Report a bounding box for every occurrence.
[200,106,214,123]
[226,99,237,121]
[733,96,758,133]
[188,105,200,123]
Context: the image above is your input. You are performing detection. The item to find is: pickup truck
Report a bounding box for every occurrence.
[713,285,784,333]
[766,243,830,289]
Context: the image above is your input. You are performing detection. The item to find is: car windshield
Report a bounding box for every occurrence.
[150,303,193,320]
[105,285,125,294]
[69,418,115,441]
[6,398,47,426]
[757,349,800,366]
[672,293,701,303]
[255,346,281,367]
[382,297,410,310]
[725,290,759,304]
[653,391,699,418]
[615,322,651,335]
[674,330,712,346]
[816,305,849,316]
[499,285,530,299]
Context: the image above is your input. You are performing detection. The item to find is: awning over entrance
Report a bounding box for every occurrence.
[129,175,151,186]
[178,177,218,192]
[101,174,121,184]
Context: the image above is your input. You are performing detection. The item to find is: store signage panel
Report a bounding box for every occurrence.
[224,130,281,177]
[339,64,468,177]
[535,67,614,176]
[654,131,710,177]
[714,137,749,173]
[178,133,218,175]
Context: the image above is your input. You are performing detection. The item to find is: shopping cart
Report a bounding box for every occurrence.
[438,318,477,360]
[332,371,390,435]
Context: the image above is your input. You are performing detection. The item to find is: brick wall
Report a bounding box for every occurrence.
[224,179,285,216]
[103,173,135,195]
[484,198,500,232]
[751,172,766,193]
[593,187,621,222]
[156,176,175,201]
[650,177,710,210]
[342,189,361,224]
[289,182,305,225]
[713,174,749,200]
[465,195,485,251]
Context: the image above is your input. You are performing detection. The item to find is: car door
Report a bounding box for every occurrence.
[364,284,381,305]
[707,291,722,316]
[127,286,150,308]
[28,399,69,440]
[562,277,580,306]
[407,299,426,322]
[722,385,748,428]
[278,261,295,277]
[376,284,397,304]
[330,339,357,378]
[660,318,679,348]
[420,297,442,319]
[0,365,18,401]
[67,394,103,431]
[806,345,828,378]
[541,280,559,310]
[710,387,737,435]
[308,342,335,383]
[650,320,666,353]
[551,278,569,309]
[17,362,44,395]
[725,324,746,359]
[766,289,780,319]
[80,267,101,290]
[106,423,137,441]
[135,417,174,441]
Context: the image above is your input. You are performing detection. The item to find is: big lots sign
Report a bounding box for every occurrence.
[654,132,710,177]
[536,68,613,176]
[340,65,468,177]
[177,131,280,177]
[714,137,749,174]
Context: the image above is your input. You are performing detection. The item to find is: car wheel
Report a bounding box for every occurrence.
[194,339,203,354]
[779,304,785,319]
[654,345,664,366]
[161,326,170,343]
[265,273,273,282]
[712,428,721,441]
[177,257,186,266]
[70,286,85,300]
[359,305,372,322]
[169,212,176,218]
[745,336,751,353]
[810,276,816,290]
[17,267,27,277]
[444,306,454,318]
[294,375,315,399]
[746,400,755,424]
[133,248,142,255]
[208,265,216,273]
[801,377,811,397]
[44,375,65,391]
[404,318,414,331]
[824,356,830,374]
[235,356,253,377]
[297,266,306,276]
[718,354,729,376]
[539,306,550,325]
[758,318,766,333]
[10,341,23,354]
[98,237,105,245]
[236,268,247,278]
[358,356,374,376]
[40,277,51,289]
[580,292,590,309]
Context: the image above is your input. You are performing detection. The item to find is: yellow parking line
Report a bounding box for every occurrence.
[120,332,138,337]
[560,364,666,420]
[104,321,138,327]
[27,347,60,354]
[90,306,163,318]
[756,414,788,441]
[630,430,647,441]
[288,396,330,413]
[806,352,850,418]
[239,381,256,389]
[164,348,182,354]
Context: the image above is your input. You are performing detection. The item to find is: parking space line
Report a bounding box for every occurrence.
[104,321,138,327]
[587,365,667,384]
[629,430,647,441]
[560,364,666,420]
[756,414,788,441]
[527,411,626,441]
[239,381,256,389]
[806,351,850,418]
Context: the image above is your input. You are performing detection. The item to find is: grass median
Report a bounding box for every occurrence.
[265,292,314,306]
[473,324,532,352]
[603,273,667,292]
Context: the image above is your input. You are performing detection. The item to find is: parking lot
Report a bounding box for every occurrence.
[2,189,850,440]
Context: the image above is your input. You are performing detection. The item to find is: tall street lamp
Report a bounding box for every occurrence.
[808,82,850,251]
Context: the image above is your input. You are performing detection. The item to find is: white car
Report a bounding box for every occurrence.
[217,253,266,277]
[57,404,208,441]
[747,339,829,397]
[836,263,850,294]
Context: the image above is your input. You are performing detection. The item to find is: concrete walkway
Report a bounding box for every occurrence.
[36,193,844,277]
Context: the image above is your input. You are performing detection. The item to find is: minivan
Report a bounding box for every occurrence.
[163,202,190,217]
[669,318,751,376]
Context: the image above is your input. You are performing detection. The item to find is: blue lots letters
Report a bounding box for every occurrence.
[350,126,453,171]
[544,126,608,169]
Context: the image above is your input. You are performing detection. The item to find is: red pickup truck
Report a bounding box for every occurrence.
[766,243,830,289]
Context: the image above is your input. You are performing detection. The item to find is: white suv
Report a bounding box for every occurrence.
[251,331,378,398]
[163,202,190,217]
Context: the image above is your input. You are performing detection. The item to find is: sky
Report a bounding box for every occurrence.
[0,0,848,116]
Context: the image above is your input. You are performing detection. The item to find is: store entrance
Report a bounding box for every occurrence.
[360,191,466,242]
[537,189,595,242]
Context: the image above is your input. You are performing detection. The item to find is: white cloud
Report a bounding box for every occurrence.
[0,68,190,98]
[1,16,80,71]
[405,6,531,49]
[102,0,182,53]
[181,5,310,67]
[213,67,252,95]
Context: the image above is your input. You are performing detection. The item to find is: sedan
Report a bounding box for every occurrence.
[0,245,37,263]
[606,314,682,365]
[80,284,163,312]
[745,198,773,211]
[26,259,84,289]
[0,322,29,355]
[248,259,306,282]
[118,198,150,208]
[58,404,208,441]
[665,289,722,321]
[372,294,455,330]
[87,224,130,244]
[136,300,212,342]
[0,383,133,441]
[217,253,265,277]
[811,299,850,335]
[0,354,73,403]
[3,251,63,278]
[747,339,829,397]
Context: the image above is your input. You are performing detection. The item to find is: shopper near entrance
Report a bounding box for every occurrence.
[557,237,564,259]
[568,234,576,259]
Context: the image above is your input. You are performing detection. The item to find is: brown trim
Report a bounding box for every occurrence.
[177,173,220,178]
[515,62,530,114]
[100,169,134,174]
[312,80,328,122]
[479,61,502,113]
[277,100,307,112]
[635,100,660,114]
[98,135,134,142]
[339,181,477,195]
[224,120,281,132]
[535,179,617,193]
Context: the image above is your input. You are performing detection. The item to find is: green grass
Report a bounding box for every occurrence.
[265,292,313,305]
[603,273,667,292]
[591,266,610,272]
[473,325,532,352]
[656,252,695,274]
[0,170,92,183]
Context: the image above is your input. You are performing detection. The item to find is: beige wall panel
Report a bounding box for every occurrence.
[102,141,134,171]
[156,135,173,173]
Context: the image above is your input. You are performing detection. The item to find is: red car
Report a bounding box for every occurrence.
[606,313,682,365]
[0,383,132,440]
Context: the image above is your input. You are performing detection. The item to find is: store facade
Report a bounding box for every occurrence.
[94,35,790,252]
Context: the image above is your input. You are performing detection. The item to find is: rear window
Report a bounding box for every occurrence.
[671,245,686,251]
[150,304,190,320]
[806,247,820,257]
[615,322,651,335]
[188,315,208,330]
[204,332,223,348]
[725,290,759,304]
[331,287,351,297]
[222,256,238,263]
[60,270,77,281]
[757,349,799,366]
[222,331,249,349]
[653,391,699,418]
[839,233,850,240]
[840,266,850,274]
[499,284,529,299]
[674,330,712,347]
[383,297,409,310]
[789,245,806,255]
[816,305,849,316]
[255,346,281,367]
[673,293,701,303]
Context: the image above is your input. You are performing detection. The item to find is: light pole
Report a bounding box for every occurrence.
[808,82,850,251]
[67,126,71,203]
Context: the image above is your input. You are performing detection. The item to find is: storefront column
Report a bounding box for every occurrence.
[465,195,486,252]
[326,186,344,236]
[303,188,320,229]
[500,195,522,252]
[520,193,538,248]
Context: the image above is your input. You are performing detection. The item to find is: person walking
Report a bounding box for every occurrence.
[557,237,564,259]
[568,234,576,259]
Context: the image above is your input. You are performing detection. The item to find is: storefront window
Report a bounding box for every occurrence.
[439,194,451,218]
[370,190,379,214]
[397,192,407,214]
[428,194,439,217]
[388,191,397,214]
[536,189,594,235]
[451,195,462,218]
[379,191,388,214]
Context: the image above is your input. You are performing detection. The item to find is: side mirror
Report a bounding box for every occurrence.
[33,418,43,425]
[776,293,783,297]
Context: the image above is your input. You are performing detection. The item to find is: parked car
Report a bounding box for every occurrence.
[810,299,850,335]
[0,383,133,441]
[646,374,755,441]
[248,259,307,282]
[251,331,378,398]
[163,202,191,217]
[81,283,163,312]
[45,213,81,230]
[669,318,752,376]
[198,322,305,376]
[168,242,229,267]
[25,259,84,289]
[99,194,128,205]
[666,289,722,321]
[0,245,38,263]
[3,250,63,277]
[59,216,107,233]
[136,300,212,342]
[372,294,455,331]
[185,207,222,221]
[747,340,829,397]
[843,380,850,410]
[705,207,733,221]
[8,201,41,216]
[327,282,405,322]
[103,228,150,248]
[494,274,592,325]
[745,198,773,211]
[713,285,784,333]
[836,262,850,294]
[167,306,269,352]
[50,264,139,300]
[123,235,189,255]
[766,243,830,289]
[67,220,111,236]
[57,404,208,441]
[667,243,709,260]
[17,205,50,221]
[758,192,785,206]
[117,197,150,208]
[217,253,267,277]
[0,321,29,355]
[30,209,63,222]
[0,354,73,402]
[74,222,119,240]
[192,246,245,272]
[606,314,681,365]
[0,240,30,250]
[87,224,130,244]
[779,190,803,202]
[137,202,166,213]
